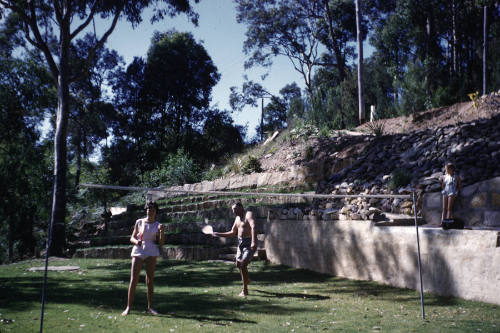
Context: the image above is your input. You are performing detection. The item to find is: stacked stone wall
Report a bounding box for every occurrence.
[423,177,500,227]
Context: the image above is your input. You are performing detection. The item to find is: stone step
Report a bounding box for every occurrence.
[159,196,309,214]
[154,185,309,205]
[374,213,424,226]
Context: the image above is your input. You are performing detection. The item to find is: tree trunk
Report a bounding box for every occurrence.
[8,217,13,262]
[483,5,487,95]
[49,21,71,257]
[74,131,82,193]
[355,0,365,124]
[323,0,346,81]
[452,0,457,73]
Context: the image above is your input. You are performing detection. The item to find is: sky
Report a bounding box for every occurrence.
[97,0,306,140]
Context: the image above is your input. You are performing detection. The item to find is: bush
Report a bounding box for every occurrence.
[241,155,262,174]
[305,146,314,161]
[366,120,385,137]
[202,164,224,181]
[389,168,412,190]
[143,149,200,187]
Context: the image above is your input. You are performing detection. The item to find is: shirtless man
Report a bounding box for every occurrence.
[213,201,257,296]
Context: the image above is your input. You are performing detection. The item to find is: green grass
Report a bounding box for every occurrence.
[0,259,499,332]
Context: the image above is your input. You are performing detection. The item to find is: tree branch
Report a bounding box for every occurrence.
[71,3,124,82]
[25,1,60,80]
[70,1,98,40]
[52,0,63,23]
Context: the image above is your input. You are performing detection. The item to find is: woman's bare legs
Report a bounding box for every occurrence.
[122,257,143,316]
[447,195,456,219]
[145,256,158,314]
[441,195,448,221]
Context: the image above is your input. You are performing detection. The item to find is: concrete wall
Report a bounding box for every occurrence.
[422,176,500,227]
[265,219,500,305]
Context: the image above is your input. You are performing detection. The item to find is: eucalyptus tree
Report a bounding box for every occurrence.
[235,0,323,98]
[229,79,274,141]
[0,0,200,255]
[0,49,53,262]
[68,36,122,191]
[200,108,245,164]
[355,0,364,123]
[144,30,220,152]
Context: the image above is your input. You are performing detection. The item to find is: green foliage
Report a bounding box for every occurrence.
[241,155,262,174]
[0,54,53,263]
[305,146,314,161]
[290,120,319,140]
[201,165,224,181]
[397,61,431,115]
[318,126,332,138]
[200,108,245,163]
[143,149,200,187]
[389,168,413,190]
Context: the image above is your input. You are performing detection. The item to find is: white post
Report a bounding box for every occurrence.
[370,105,376,122]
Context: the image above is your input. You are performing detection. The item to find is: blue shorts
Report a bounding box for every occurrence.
[441,188,458,197]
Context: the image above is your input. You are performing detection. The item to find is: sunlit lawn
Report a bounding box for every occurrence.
[0,258,499,332]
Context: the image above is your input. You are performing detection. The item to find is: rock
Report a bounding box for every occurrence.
[470,193,488,208]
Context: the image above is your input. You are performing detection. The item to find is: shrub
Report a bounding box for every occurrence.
[202,164,224,181]
[318,126,332,138]
[305,146,314,161]
[143,149,200,187]
[366,120,385,137]
[241,155,262,174]
[389,168,412,190]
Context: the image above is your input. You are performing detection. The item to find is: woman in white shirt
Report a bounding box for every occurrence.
[122,201,164,316]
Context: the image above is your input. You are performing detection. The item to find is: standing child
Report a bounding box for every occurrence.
[441,162,462,223]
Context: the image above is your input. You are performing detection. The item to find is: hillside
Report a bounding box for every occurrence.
[253,91,500,191]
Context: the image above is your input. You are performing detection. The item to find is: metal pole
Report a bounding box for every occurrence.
[261,97,264,142]
[413,191,425,319]
[39,216,55,333]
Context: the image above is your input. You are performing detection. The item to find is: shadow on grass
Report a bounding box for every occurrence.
[253,288,329,300]
[0,258,466,326]
[0,260,324,324]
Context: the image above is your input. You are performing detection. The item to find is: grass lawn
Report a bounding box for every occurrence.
[0,258,499,332]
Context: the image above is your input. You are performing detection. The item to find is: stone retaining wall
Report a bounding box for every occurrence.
[422,177,500,227]
[73,246,220,260]
[150,166,314,201]
[265,219,500,305]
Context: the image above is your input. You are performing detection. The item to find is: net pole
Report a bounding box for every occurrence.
[39,214,55,333]
[413,191,425,320]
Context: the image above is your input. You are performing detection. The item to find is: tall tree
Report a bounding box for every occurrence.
[229,79,273,141]
[68,36,122,191]
[235,0,323,98]
[144,30,220,151]
[355,0,365,123]
[0,0,200,255]
[0,49,53,262]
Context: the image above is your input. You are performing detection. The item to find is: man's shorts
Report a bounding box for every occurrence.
[236,237,254,263]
